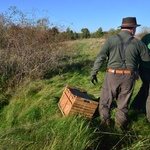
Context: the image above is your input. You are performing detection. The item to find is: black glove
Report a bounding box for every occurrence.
[90,75,98,85]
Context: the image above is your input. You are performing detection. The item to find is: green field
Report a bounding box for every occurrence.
[0,38,150,150]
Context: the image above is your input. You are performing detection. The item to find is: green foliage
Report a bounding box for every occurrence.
[81,28,90,38]
[0,115,98,150]
[91,27,104,38]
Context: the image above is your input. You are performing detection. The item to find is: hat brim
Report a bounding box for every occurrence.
[119,24,141,28]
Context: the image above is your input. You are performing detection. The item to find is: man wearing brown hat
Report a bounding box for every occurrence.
[90,17,150,130]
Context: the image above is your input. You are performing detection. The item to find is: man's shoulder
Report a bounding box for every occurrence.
[106,34,119,41]
[133,37,143,43]
[130,37,148,49]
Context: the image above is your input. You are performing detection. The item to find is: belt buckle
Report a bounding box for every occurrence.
[111,69,116,73]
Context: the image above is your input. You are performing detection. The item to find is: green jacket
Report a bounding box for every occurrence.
[91,30,150,75]
[140,33,150,69]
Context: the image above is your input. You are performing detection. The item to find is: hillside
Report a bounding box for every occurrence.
[0,38,150,150]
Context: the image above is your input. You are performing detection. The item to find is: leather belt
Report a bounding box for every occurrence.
[107,69,133,74]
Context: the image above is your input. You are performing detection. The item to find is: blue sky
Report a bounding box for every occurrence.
[1,0,150,34]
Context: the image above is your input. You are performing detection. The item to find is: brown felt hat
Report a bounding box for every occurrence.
[119,17,141,27]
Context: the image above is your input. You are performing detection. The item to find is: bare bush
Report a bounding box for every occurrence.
[0,7,71,89]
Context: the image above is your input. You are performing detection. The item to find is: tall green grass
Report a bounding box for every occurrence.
[0,38,150,149]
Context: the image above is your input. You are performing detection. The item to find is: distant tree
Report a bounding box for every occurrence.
[73,32,79,39]
[108,28,120,35]
[58,28,79,41]
[96,27,103,37]
[66,27,73,39]
[65,27,78,40]
[51,27,59,35]
[47,26,59,41]
[81,28,90,38]
[103,28,119,37]
[91,27,103,38]
[66,27,71,33]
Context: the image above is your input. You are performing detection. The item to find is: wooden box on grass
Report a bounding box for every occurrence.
[58,85,98,119]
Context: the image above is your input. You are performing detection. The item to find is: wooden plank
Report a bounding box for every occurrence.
[70,110,93,119]
[58,91,74,116]
[71,105,97,114]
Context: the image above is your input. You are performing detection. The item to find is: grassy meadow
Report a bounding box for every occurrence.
[0,38,150,150]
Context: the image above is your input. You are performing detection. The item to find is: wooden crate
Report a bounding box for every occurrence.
[58,85,98,119]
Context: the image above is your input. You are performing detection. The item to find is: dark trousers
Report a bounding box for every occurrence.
[130,67,150,121]
[99,72,135,124]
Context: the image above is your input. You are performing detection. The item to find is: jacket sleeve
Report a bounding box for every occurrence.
[91,40,109,75]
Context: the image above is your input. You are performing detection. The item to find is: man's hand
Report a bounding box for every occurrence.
[90,75,98,85]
